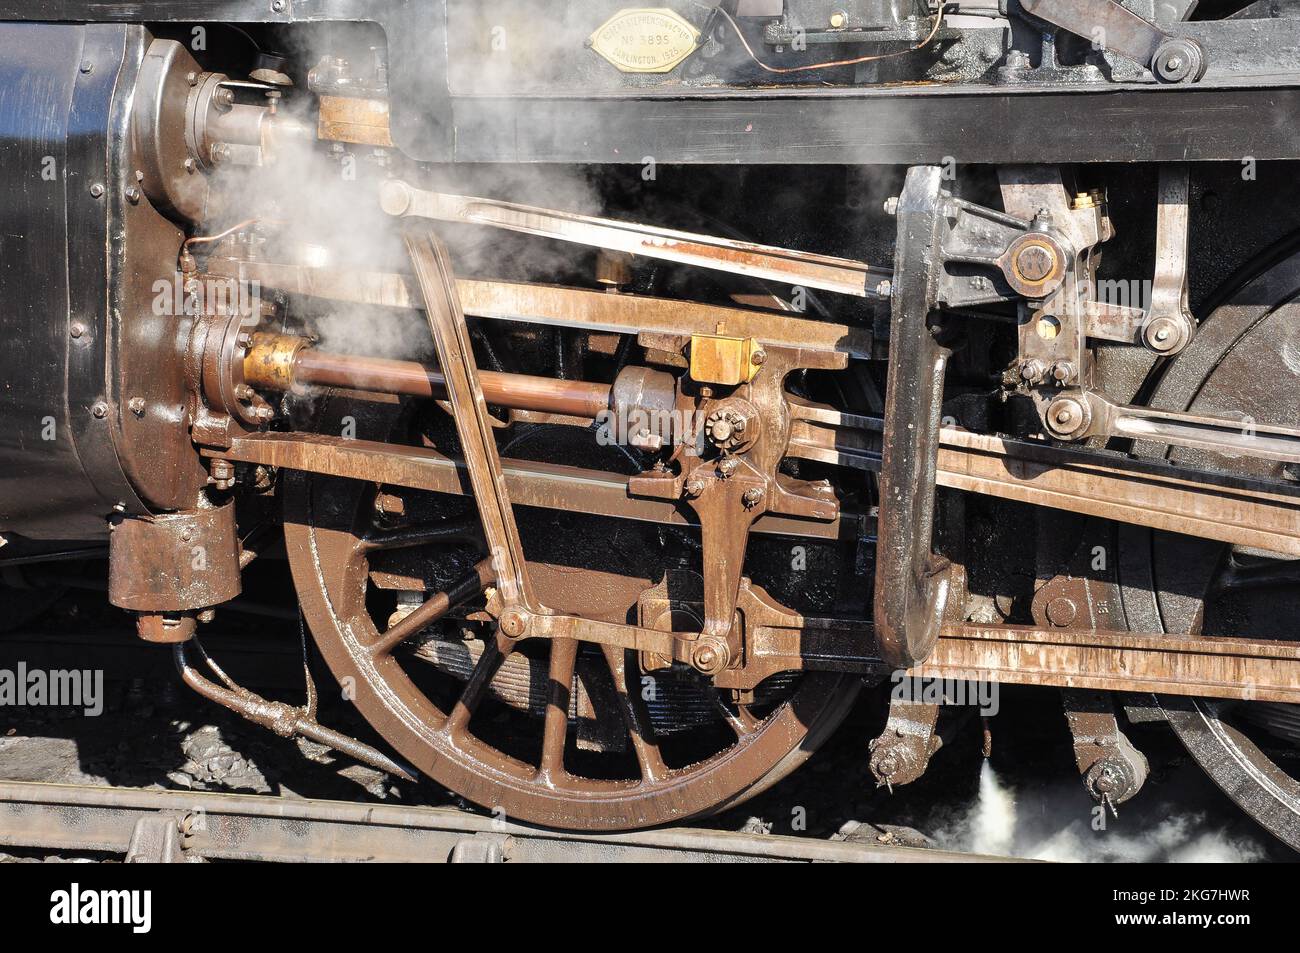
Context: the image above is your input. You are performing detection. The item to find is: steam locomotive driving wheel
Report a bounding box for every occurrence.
[1115,239,1300,850]
[283,427,862,831]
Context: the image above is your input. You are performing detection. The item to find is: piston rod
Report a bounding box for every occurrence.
[244,333,614,419]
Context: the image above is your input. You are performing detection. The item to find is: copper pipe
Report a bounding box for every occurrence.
[291,349,612,419]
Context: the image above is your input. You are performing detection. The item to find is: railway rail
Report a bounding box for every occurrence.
[0,781,1023,864]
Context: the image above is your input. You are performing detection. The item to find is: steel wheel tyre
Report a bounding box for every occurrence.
[1116,239,1300,850]
[284,469,861,831]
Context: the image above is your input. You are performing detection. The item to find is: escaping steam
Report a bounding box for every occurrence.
[930,762,1269,863]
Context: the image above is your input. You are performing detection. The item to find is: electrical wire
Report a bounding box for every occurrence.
[715,1,953,75]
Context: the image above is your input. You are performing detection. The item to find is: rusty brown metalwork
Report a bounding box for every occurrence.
[380,183,891,297]
[289,348,614,419]
[201,259,873,358]
[282,469,863,831]
[918,624,1300,704]
[108,502,243,642]
[205,432,860,541]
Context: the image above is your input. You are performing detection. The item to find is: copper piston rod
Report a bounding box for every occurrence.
[244,333,613,419]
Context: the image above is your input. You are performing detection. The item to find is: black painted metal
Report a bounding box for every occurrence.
[1116,243,1300,852]
[0,0,453,161]
[448,85,1300,164]
[0,24,141,539]
[0,2,1298,163]
[872,165,952,668]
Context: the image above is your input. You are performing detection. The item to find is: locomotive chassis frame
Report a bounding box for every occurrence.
[4,0,1300,165]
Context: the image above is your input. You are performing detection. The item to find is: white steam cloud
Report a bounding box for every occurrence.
[931,763,1269,863]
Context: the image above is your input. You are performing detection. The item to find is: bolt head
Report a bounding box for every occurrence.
[1143,317,1184,353]
[89,183,105,198]
[499,608,529,638]
[690,638,729,675]
[1019,359,1046,384]
[69,322,86,339]
[91,401,108,419]
[684,478,706,499]
[1047,397,1088,439]
[1015,245,1055,283]
[1045,596,1078,627]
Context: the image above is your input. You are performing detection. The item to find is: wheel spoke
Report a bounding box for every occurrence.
[369,558,494,657]
[600,644,669,783]
[736,703,764,734]
[537,638,578,783]
[713,691,762,737]
[442,630,512,739]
